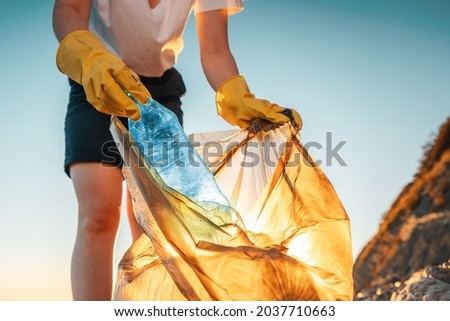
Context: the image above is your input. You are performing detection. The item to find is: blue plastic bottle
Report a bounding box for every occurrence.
[127,95,231,212]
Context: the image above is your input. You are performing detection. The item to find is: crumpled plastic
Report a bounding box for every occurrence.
[110,118,354,301]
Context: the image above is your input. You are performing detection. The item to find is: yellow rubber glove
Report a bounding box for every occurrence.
[56,30,150,120]
[215,75,302,130]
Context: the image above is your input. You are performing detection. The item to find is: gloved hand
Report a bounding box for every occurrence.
[215,75,302,130]
[56,30,150,121]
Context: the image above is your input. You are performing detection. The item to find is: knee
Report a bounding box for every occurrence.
[77,200,121,236]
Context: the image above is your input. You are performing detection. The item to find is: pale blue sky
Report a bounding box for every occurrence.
[0,0,449,300]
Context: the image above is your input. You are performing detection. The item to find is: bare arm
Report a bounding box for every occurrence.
[196,10,239,91]
[53,0,92,42]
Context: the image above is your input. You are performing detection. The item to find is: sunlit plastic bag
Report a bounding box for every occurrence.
[110,118,354,301]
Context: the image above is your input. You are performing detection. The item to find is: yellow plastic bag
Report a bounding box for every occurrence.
[110,119,354,301]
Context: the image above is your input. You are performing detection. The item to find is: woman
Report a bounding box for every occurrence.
[53,0,301,300]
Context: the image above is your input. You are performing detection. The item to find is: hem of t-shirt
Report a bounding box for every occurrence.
[194,0,244,16]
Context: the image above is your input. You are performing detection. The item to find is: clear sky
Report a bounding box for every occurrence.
[0,0,449,300]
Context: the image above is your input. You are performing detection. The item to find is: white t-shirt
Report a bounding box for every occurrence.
[90,0,243,77]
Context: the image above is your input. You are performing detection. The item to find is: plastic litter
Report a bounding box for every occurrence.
[109,101,354,301]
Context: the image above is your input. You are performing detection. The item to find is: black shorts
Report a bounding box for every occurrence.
[64,68,186,177]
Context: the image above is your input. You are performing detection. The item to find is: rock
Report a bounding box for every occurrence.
[353,117,450,300]
[392,260,450,301]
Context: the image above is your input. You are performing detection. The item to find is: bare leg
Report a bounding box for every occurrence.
[126,189,144,242]
[70,163,123,301]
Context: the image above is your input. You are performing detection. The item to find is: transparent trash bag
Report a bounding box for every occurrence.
[109,106,354,301]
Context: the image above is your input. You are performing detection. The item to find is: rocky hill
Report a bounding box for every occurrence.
[353,116,450,300]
